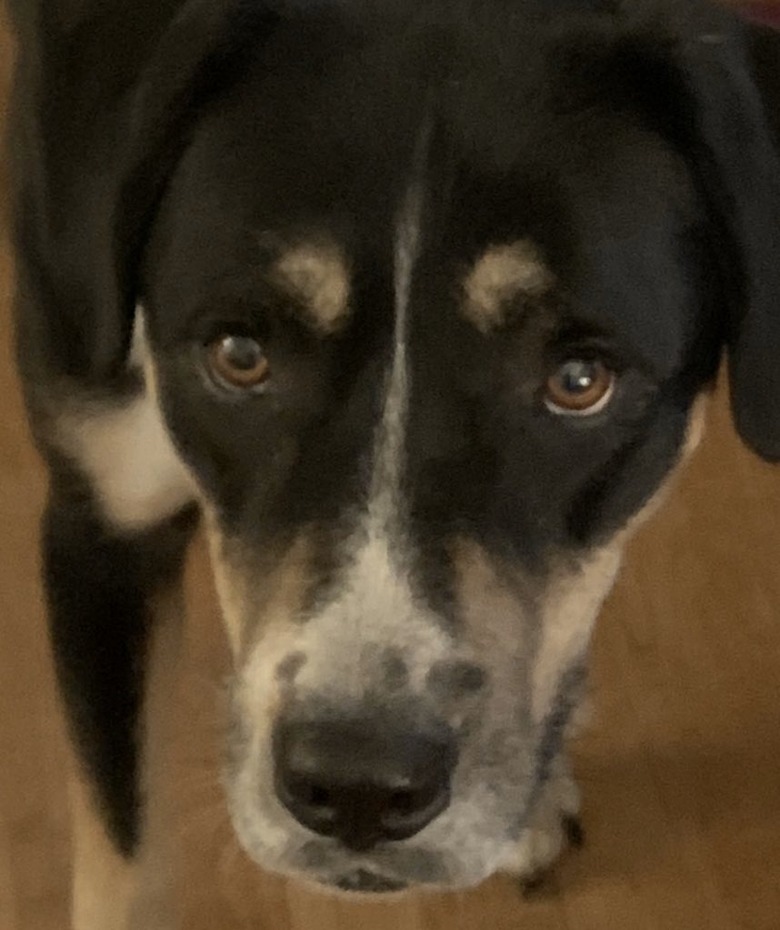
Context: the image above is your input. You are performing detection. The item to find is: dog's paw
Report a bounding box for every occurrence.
[513,813,585,897]
[502,760,583,891]
[504,814,583,891]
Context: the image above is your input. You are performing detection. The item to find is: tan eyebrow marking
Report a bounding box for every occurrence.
[272,243,351,333]
[462,240,554,332]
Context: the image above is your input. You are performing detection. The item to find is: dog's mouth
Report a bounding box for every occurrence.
[332,869,409,894]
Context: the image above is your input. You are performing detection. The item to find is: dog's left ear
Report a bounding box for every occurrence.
[672,10,780,460]
[10,0,281,387]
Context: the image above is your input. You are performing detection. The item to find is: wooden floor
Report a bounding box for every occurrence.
[2,8,780,930]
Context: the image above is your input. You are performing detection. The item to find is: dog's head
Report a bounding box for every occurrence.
[24,0,780,894]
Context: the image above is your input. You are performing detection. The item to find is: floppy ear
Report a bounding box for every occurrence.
[10,0,279,386]
[672,11,780,460]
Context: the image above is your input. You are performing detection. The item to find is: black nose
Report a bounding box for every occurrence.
[273,718,456,852]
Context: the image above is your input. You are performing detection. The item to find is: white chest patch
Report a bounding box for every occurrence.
[56,314,196,533]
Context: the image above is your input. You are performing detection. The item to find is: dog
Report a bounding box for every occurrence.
[6,0,780,926]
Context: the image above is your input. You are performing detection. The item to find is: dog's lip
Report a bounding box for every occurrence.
[333,869,409,894]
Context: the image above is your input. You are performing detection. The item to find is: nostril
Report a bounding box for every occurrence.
[292,779,331,810]
[381,773,451,839]
[386,780,439,816]
[308,784,331,809]
[389,789,417,815]
[281,776,339,835]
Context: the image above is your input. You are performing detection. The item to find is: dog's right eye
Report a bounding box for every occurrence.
[544,358,615,416]
[206,334,271,392]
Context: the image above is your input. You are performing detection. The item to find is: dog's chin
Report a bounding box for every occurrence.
[307,869,411,899]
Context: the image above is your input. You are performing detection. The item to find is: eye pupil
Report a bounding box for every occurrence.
[208,334,270,390]
[561,361,595,394]
[224,336,262,370]
[545,357,614,416]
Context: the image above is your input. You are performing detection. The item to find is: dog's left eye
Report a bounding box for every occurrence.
[207,334,270,391]
[544,358,615,416]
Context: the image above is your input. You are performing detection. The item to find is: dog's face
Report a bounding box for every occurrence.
[132,3,744,893]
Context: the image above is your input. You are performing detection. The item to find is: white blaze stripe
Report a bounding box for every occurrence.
[289,168,432,675]
[280,138,435,686]
[280,167,451,704]
[366,179,425,537]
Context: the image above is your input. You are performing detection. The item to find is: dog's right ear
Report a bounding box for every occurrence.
[612,1,780,460]
[9,0,280,386]
[675,14,780,462]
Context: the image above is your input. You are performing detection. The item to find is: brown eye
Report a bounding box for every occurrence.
[544,358,615,416]
[207,334,270,391]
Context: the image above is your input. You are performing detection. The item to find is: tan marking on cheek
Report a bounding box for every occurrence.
[204,513,314,662]
[683,391,709,460]
[462,240,553,332]
[613,391,712,541]
[220,533,324,782]
[273,243,351,332]
[533,544,623,723]
[450,541,535,733]
[532,393,710,721]
[202,507,249,658]
[454,540,531,657]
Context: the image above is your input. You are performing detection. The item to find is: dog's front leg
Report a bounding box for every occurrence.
[43,485,195,930]
[504,677,592,886]
[506,750,584,886]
